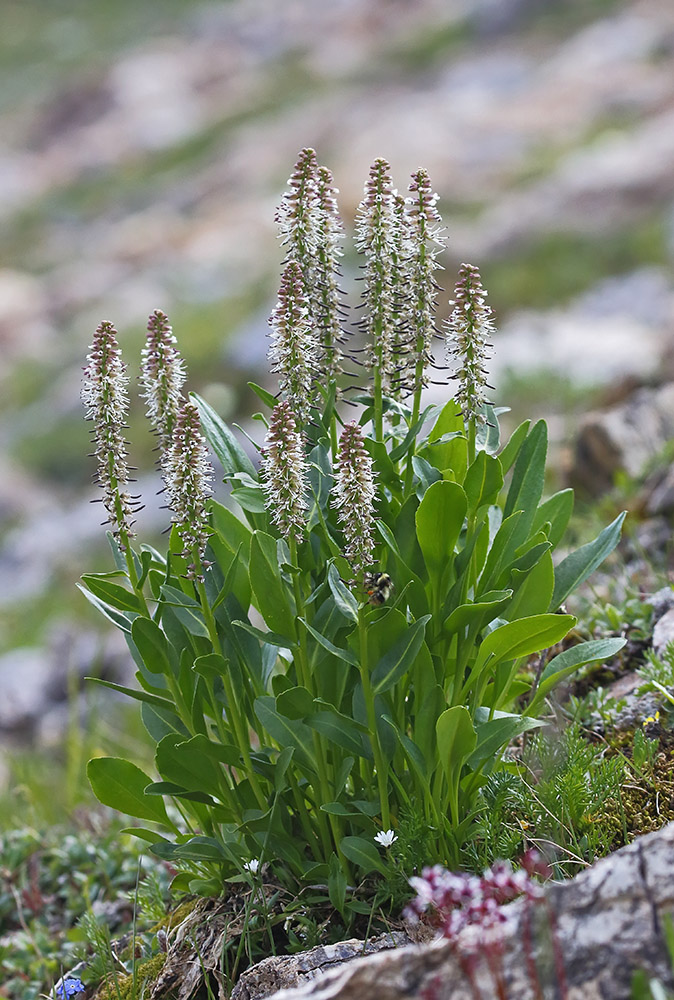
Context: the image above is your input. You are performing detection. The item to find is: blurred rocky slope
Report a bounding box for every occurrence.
[2,0,674,750]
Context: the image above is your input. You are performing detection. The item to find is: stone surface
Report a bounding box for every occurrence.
[251,824,674,1000]
[570,382,674,495]
[653,608,674,658]
[231,934,412,1000]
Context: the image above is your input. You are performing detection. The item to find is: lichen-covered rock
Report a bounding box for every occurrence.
[231,933,412,1000]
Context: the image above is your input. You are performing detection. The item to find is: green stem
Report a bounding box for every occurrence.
[467,417,476,468]
[358,606,390,830]
[373,360,384,445]
[193,559,267,811]
[288,536,344,866]
[403,381,422,497]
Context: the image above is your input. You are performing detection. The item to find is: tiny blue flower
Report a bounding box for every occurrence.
[56,978,85,997]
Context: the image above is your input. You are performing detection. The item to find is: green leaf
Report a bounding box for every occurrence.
[551,511,626,610]
[463,452,503,513]
[192,392,256,479]
[426,398,465,472]
[477,511,524,595]
[81,574,142,613]
[248,381,278,409]
[159,586,209,638]
[442,591,512,638]
[371,616,432,695]
[155,734,228,800]
[436,707,477,785]
[307,444,334,530]
[327,563,359,622]
[307,709,371,758]
[132,617,175,676]
[472,613,577,678]
[254,696,317,772]
[300,619,359,666]
[497,419,530,474]
[415,481,466,583]
[120,827,172,846]
[505,548,554,620]
[249,531,296,638]
[173,836,228,862]
[141,702,189,744]
[328,852,347,913]
[86,677,175,711]
[87,757,171,826]
[77,583,136,633]
[383,716,429,787]
[531,489,574,551]
[231,485,267,513]
[340,836,387,875]
[476,404,503,454]
[503,420,547,544]
[467,713,543,769]
[233,620,292,647]
[276,686,314,720]
[412,456,442,497]
[526,637,627,714]
[192,652,230,681]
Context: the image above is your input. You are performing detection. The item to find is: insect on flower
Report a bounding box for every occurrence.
[364,571,393,606]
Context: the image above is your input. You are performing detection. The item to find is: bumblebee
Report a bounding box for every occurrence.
[364,572,393,606]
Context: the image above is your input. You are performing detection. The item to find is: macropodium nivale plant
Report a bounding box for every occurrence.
[81,149,626,921]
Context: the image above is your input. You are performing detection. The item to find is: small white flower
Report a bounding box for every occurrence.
[374,829,398,848]
[243,858,260,874]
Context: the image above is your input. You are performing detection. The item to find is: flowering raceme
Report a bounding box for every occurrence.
[261,399,307,544]
[81,320,139,549]
[446,263,495,424]
[139,308,186,457]
[268,262,319,428]
[163,399,214,577]
[332,421,376,582]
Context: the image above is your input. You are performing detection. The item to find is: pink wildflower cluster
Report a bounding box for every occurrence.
[405,852,561,1000]
[405,850,549,940]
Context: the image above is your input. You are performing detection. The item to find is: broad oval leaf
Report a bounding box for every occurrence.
[87,757,171,826]
[415,480,466,582]
[473,613,576,676]
[340,836,387,875]
[436,707,477,785]
[132,617,175,675]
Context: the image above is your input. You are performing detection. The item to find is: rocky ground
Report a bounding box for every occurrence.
[2,0,674,769]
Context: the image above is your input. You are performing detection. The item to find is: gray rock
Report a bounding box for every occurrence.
[653,607,674,658]
[231,934,412,1000]
[649,586,674,620]
[570,382,674,495]
[0,648,52,733]
[261,823,674,1000]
